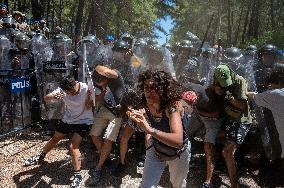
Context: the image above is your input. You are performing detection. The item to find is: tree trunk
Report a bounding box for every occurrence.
[241,0,251,45]
[270,0,276,29]
[248,0,260,39]
[233,2,244,46]
[4,0,8,8]
[83,0,94,36]
[115,0,123,37]
[74,0,86,44]
[46,0,51,27]
[18,0,22,12]
[216,0,222,43]
[58,0,63,26]
[227,0,232,46]
[31,0,43,21]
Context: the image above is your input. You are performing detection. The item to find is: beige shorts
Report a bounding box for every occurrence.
[90,106,122,142]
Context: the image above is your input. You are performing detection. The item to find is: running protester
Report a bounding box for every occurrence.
[213,64,252,188]
[127,69,191,188]
[24,75,94,188]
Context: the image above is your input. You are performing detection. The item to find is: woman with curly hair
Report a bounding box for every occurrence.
[127,69,191,188]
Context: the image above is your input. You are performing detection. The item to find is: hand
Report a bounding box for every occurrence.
[127,108,151,133]
[126,49,134,56]
[53,92,64,100]
[214,86,225,95]
[12,56,21,65]
[225,94,234,102]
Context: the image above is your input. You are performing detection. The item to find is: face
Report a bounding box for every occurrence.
[214,86,225,95]
[94,75,108,87]
[64,82,79,96]
[262,54,275,67]
[0,7,7,16]
[143,79,161,104]
[14,15,21,22]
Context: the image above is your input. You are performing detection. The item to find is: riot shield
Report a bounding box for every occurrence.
[0,35,33,134]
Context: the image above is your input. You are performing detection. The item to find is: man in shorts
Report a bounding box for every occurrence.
[183,83,224,188]
[89,65,125,185]
[214,64,252,188]
[24,76,94,188]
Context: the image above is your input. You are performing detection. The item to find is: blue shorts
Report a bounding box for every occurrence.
[225,120,251,145]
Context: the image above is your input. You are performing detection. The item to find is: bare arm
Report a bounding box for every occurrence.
[228,97,247,110]
[104,68,118,79]
[127,103,184,149]
[246,91,257,100]
[43,90,63,102]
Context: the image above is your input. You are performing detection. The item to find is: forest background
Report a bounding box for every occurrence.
[3,0,284,49]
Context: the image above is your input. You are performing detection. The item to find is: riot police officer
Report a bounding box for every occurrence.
[222,47,243,73]
[199,47,216,86]
[173,39,192,77]
[0,15,17,41]
[111,39,134,88]
[76,34,99,81]
[12,11,29,32]
[255,44,278,92]
[0,3,8,27]
[254,44,282,170]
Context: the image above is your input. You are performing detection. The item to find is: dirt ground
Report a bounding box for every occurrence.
[0,127,283,188]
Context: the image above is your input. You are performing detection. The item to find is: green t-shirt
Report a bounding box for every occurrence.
[225,75,252,123]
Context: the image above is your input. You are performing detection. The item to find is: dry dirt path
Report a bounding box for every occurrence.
[0,129,269,188]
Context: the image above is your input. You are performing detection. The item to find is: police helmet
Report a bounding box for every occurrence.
[224,47,243,60]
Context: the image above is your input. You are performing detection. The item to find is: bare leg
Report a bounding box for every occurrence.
[222,143,238,188]
[120,126,135,165]
[97,139,114,170]
[42,131,65,154]
[204,142,215,184]
[69,133,83,171]
[91,135,103,153]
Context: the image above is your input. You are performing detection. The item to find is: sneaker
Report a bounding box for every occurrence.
[137,160,144,167]
[70,174,82,188]
[24,154,44,166]
[202,182,213,188]
[90,168,102,185]
[137,155,145,167]
[113,163,126,177]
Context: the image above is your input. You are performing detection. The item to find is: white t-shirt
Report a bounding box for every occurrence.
[255,88,284,157]
[50,82,94,125]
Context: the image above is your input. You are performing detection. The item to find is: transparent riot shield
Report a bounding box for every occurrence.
[0,35,33,134]
[40,34,72,121]
[76,34,99,82]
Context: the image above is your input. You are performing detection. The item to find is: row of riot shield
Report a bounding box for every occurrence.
[0,35,33,134]
[0,29,76,135]
[32,33,72,122]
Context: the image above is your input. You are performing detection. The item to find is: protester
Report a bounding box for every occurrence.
[182,83,224,188]
[247,64,284,159]
[127,69,191,188]
[89,64,125,185]
[213,64,252,188]
[24,75,94,188]
[113,90,145,176]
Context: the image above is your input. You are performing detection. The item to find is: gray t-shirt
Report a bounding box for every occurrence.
[51,82,94,125]
[255,88,284,157]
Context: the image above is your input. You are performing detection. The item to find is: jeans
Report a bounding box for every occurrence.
[140,141,191,188]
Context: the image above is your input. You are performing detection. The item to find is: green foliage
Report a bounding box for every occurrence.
[169,0,284,49]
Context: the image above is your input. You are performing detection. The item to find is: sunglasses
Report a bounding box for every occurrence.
[143,83,160,92]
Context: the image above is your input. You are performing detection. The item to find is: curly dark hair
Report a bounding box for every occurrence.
[137,69,182,111]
